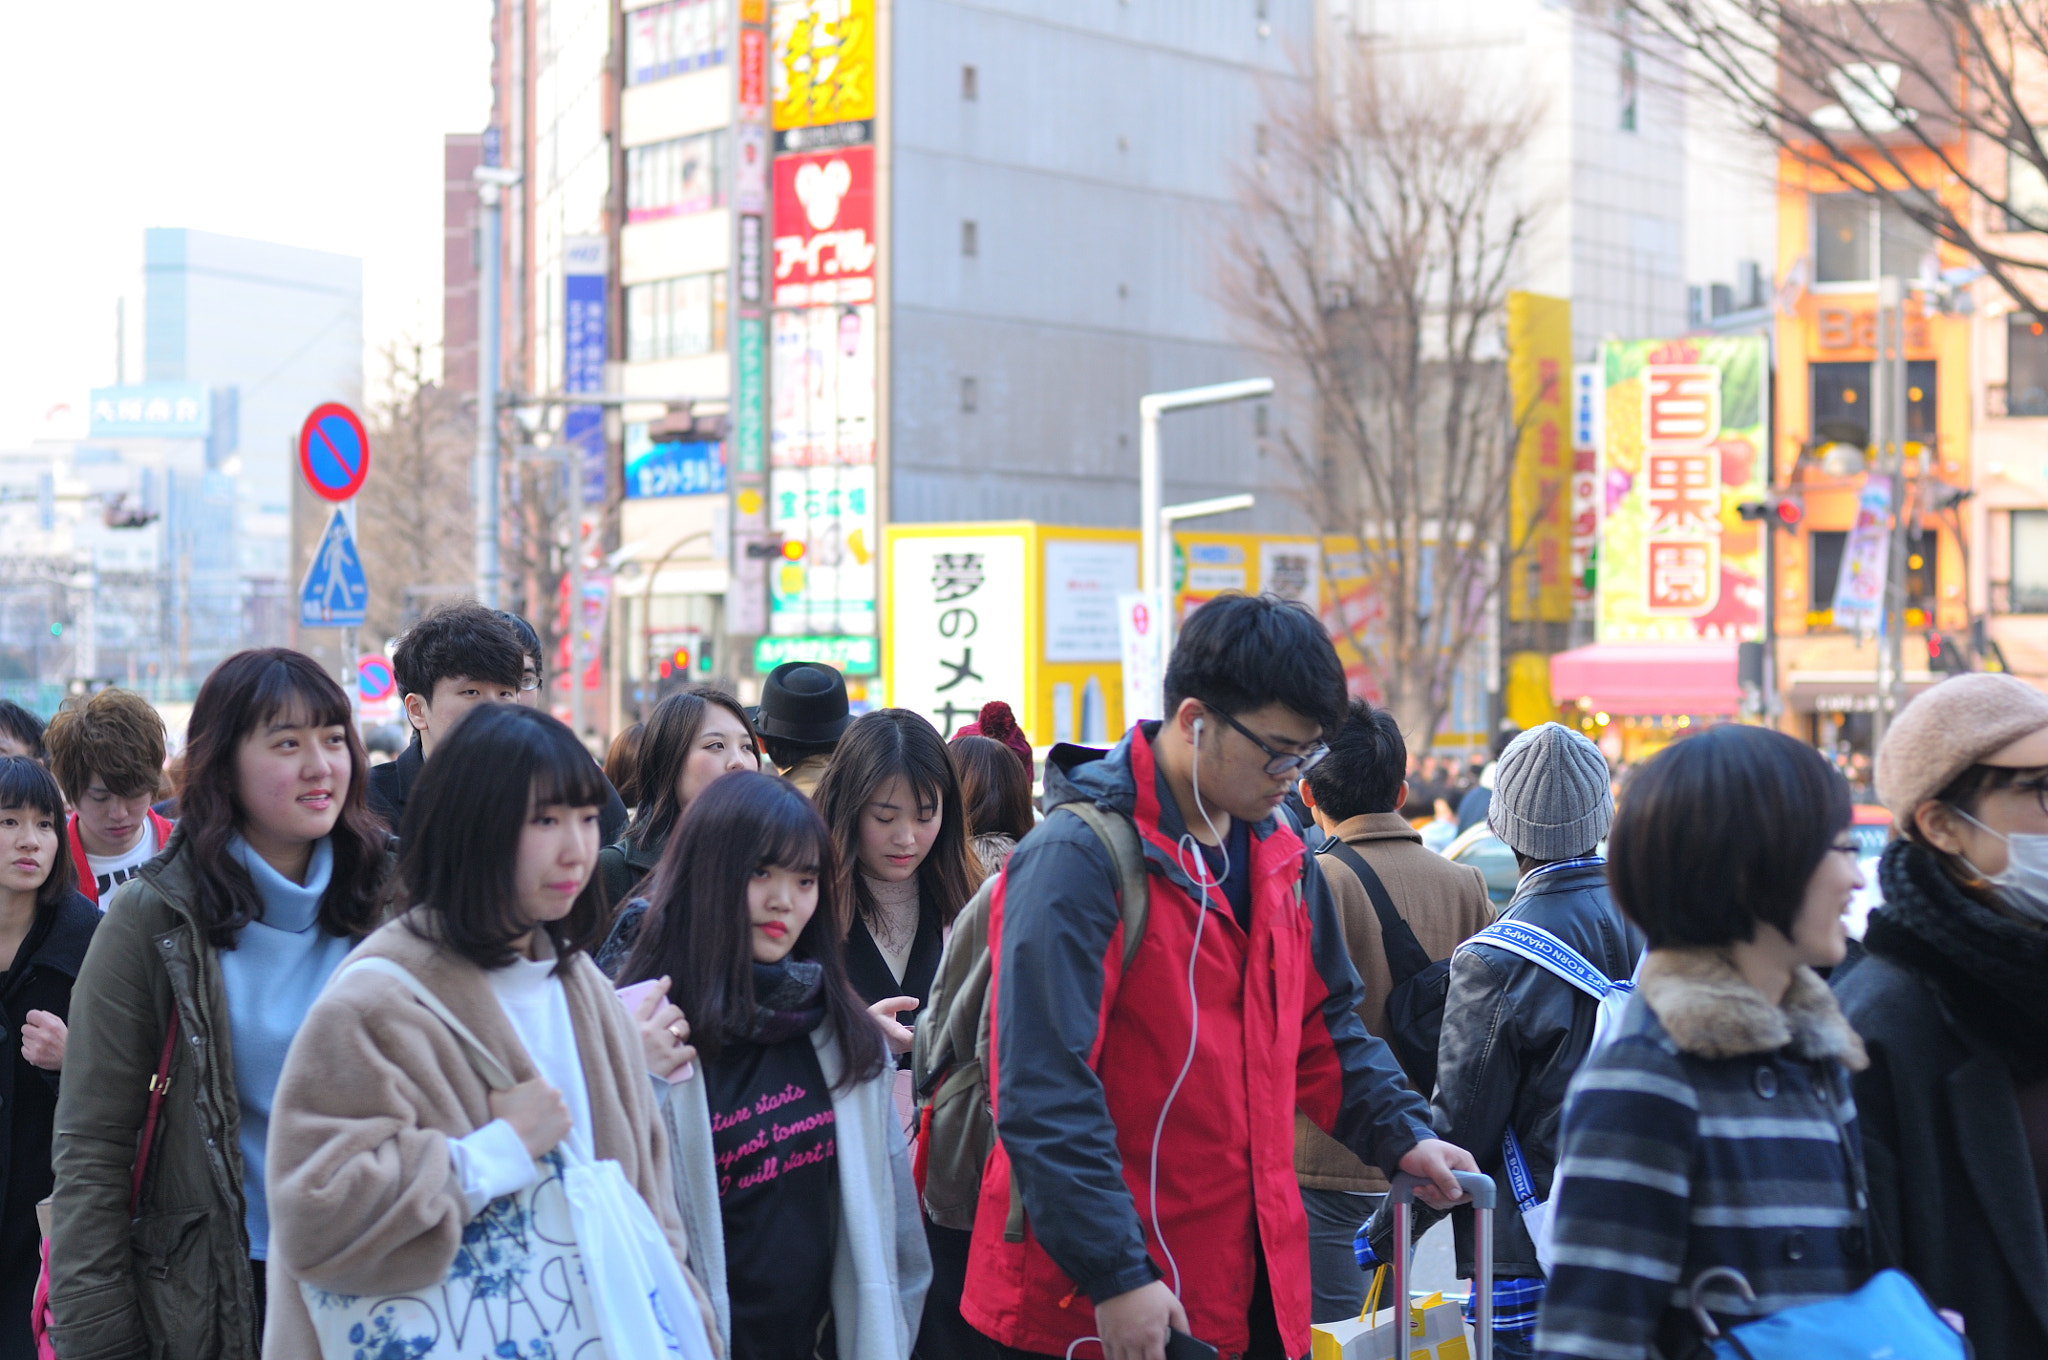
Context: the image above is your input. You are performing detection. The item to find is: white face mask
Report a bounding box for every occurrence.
[1954,807,2048,925]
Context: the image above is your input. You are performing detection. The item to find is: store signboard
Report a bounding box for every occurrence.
[754,634,879,675]
[769,464,876,634]
[771,145,876,307]
[563,235,608,505]
[887,532,1028,737]
[1570,363,1602,610]
[1597,335,1768,642]
[771,0,874,131]
[1507,292,1573,622]
[1044,539,1138,662]
[625,425,726,498]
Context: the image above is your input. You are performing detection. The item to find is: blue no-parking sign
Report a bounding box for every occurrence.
[299,509,368,628]
[299,403,370,502]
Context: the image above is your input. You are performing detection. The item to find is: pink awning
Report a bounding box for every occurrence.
[1548,643,1743,717]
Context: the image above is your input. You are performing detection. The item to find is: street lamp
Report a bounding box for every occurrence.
[1139,378,1276,613]
[1158,493,1256,657]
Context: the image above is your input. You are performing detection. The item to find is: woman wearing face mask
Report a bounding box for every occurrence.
[0,756,96,1360]
[620,770,930,1360]
[49,650,394,1360]
[263,702,716,1358]
[596,689,762,917]
[1833,673,2048,1358]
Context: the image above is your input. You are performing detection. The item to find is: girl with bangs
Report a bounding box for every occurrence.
[595,686,761,914]
[0,755,96,1360]
[619,770,931,1360]
[50,649,394,1360]
[261,702,717,1358]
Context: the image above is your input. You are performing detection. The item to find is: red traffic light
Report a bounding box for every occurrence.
[1774,496,1804,529]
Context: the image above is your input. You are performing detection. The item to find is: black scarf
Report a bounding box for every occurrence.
[1867,839,2048,1082]
[735,957,827,1047]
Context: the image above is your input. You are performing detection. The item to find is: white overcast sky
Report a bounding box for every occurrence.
[0,0,494,449]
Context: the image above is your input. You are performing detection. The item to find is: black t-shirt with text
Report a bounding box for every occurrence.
[704,1030,839,1360]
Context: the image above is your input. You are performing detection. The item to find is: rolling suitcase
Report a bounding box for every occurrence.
[1312,1170,1498,1360]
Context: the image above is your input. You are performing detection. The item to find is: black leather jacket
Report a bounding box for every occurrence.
[1373,859,1641,1278]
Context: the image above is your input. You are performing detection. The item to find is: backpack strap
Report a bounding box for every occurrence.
[1501,1125,1542,1215]
[1462,920,1617,1001]
[345,956,518,1092]
[1319,839,1433,985]
[1058,802,1150,967]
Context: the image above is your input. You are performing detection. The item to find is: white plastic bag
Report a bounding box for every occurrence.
[561,1144,717,1360]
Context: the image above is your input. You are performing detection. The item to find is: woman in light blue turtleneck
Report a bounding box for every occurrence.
[52,650,394,1359]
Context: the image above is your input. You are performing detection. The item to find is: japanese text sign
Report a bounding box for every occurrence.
[888,532,1028,739]
[772,146,875,306]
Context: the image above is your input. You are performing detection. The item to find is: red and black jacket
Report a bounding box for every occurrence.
[66,807,174,908]
[962,723,1437,1358]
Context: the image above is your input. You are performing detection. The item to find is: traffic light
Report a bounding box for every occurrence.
[1736,489,1804,530]
[1926,631,1969,677]
[780,539,805,561]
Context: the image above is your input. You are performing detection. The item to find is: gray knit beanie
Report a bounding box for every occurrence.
[1488,722,1614,859]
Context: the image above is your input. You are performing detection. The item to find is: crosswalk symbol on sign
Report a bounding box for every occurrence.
[299,509,369,628]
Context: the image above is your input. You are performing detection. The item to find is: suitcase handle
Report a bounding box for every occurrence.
[1387,1171,1496,1360]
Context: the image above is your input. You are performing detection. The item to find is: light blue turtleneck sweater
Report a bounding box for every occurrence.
[219,835,353,1260]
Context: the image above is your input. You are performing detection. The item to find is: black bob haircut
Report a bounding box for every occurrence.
[1306,699,1407,821]
[0,701,46,762]
[497,611,544,669]
[0,756,77,908]
[402,703,610,970]
[1607,725,1851,949]
[1163,592,1347,733]
[392,602,526,701]
[621,770,886,1089]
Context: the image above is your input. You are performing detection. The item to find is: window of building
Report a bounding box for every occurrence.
[626,273,728,362]
[2007,135,2048,232]
[2010,316,2048,417]
[961,220,978,257]
[1806,527,1935,627]
[962,64,977,100]
[627,130,727,223]
[1809,359,1935,442]
[961,376,978,413]
[2011,510,2048,613]
[1812,191,1936,284]
[626,0,730,86]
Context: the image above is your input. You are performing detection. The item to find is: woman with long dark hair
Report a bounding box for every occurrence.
[596,688,761,912]
[620,770,929,1360]
[1833,673,2048,1358]
[263,702,714,1358]
[49,650,393,1359]
[813,710,977,1018]
[0,756,96,1360]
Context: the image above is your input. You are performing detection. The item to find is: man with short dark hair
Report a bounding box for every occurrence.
[369,604,627,842]
[1295,700,1493,1322]
[0,699,46,762]
[44,688,172,906]
[1377,721,1638,1358]
[964,593,1478,1360]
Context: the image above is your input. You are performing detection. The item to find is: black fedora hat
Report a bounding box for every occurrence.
[755,662,852,744]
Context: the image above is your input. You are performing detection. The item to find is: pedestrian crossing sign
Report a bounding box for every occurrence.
[299,508,369,628]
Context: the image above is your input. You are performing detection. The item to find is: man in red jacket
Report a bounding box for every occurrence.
[44,688,172,907]
[965,595,1477,1360]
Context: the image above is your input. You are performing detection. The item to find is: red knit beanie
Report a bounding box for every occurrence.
[955,700,1033,772]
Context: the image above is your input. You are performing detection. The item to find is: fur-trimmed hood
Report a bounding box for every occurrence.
[1638,948,1869,1071]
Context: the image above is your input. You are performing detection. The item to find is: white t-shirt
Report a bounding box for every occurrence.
[86,821,158,904]
[448,950,597,1216]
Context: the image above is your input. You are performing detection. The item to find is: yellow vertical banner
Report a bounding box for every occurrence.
[1507,292,1573,622]
[771,0,876,131]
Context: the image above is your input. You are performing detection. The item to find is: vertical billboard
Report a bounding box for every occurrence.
[771,146,877,306]
[1569,363,1602,616]
[1598,336,1769,641]
[886,532,1029,737]
[562,236,608,506]
[1506,293,1572,622]
[771,0,875,132]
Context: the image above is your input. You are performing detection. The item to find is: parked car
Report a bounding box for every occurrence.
[1442,823,1519,905]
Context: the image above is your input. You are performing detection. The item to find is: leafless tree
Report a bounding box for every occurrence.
[1618,0,2048,313]
[356,337,476,646]
[1223,45,1548,746]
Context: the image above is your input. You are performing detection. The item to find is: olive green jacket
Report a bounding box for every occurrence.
[48,829,392,1360]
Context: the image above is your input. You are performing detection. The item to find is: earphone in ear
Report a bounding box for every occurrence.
[1192,715,1205,745]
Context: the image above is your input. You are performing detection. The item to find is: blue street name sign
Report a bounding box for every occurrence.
[299,509,369,628]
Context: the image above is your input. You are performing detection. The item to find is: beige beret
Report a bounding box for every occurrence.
[1875,673,2048,818]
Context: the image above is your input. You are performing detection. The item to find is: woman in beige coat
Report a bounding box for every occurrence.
[262,703,714,1358]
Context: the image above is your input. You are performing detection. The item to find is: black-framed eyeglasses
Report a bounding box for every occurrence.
[1204,705,1329,777]
[518,674,542,693]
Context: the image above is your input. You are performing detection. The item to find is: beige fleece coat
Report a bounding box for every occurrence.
[260,912,717,1358]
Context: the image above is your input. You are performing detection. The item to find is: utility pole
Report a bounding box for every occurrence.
[475,166,522,609]
[1872,276,1910,748]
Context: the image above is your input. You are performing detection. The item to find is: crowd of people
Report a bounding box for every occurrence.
[0,592,2040,1360]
